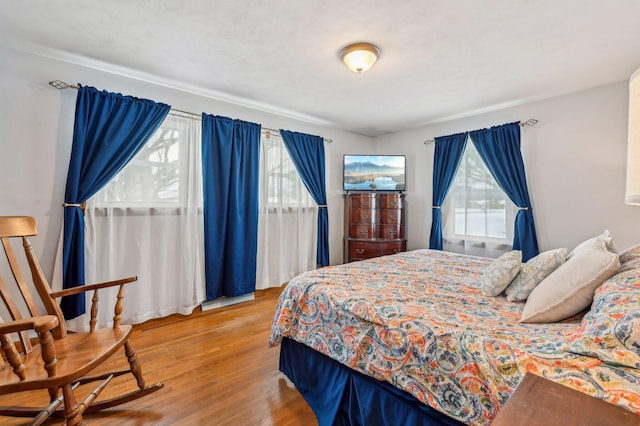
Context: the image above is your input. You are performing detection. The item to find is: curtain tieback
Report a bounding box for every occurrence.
[518,207,530,211]
[432,205,441,209]
[63,202,87,216]
[318,205,328,208]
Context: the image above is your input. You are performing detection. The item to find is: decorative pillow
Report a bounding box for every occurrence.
[563,266,640,368]
[520,236,619,323]
[568,230,616,259]
[480,251,522,296]
[618,243,640,273]
[504,248,567,302]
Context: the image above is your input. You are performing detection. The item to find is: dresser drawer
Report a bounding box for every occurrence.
[379,241,406,255]
[350,194,375,208]
[380,208,402,224]
[350,224,374,239]
[349,241,406,261]
[350,208,376,223]
[379,224,403,239]
[378,194,402,208]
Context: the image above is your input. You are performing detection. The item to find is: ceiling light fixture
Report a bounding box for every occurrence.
[339,42,380,73]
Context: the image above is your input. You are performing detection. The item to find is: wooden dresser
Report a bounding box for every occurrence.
[344,191,406,263]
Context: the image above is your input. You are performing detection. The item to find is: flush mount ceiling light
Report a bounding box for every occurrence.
[339,42,380,73]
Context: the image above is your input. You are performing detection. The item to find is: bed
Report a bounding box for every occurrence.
[268,244,640,425]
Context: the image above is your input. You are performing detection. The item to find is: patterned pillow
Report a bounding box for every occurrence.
[520,236,619,323]
[504,248,567,302]
[481,251,522,296]
[564,266,640,368]
[618,244,640,273]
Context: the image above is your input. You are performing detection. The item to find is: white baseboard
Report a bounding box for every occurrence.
[201,293,255,311]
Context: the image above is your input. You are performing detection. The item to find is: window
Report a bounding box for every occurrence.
[261,132,314,209]
[81,112,204,329]
[94,114,190,207]
[443,139,515,257]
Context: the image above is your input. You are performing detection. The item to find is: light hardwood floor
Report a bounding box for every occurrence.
[0,287,317,425]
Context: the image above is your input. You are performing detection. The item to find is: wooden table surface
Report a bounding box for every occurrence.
[492,372,640,426]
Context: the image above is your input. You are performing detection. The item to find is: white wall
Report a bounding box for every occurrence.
[374,82,640,253]
[0,46,372,279]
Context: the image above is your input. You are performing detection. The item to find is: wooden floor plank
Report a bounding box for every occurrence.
[0,287,317,425]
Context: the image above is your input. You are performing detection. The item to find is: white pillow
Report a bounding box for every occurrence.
[481,251,522,296]
[520,236,619,323]
[504,248,567,302]
[568,230,616,258]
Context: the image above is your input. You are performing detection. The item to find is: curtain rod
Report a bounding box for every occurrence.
[169,108,333,143]
[423,119,538,145]
[48,80,333,143]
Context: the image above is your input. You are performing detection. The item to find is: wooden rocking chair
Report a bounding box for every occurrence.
[0,216,163,425]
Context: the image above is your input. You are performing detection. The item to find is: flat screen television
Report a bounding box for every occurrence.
[343,155,406,191]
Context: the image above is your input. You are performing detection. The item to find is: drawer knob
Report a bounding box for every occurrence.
[362,215,369,220]
[360,231,368,236]
[356,248,365,254]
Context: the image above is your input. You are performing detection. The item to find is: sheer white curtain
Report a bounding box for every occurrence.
[67,113,205,330]
[256,131,316,290]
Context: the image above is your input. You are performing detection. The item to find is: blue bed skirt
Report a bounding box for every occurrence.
[279,337,464,426]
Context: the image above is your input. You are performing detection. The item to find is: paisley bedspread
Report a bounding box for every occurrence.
[268,249,640,425]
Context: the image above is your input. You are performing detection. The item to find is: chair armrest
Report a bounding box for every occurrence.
[0,315,59,382]
[50,277,137,332]
[0,315,59,335]
[50,276,137,299]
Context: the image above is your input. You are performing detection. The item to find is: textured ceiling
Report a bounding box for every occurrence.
[1,0,640,137]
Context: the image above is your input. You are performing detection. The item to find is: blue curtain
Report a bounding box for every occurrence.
[62,86,170,318]
[279,130,329,267]
[202,114,261,300]
[428,133,468,250]
[469,122,539,261]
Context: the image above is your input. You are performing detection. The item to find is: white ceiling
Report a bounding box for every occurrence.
[2,0,640,137]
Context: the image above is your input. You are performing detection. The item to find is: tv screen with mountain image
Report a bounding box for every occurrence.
[343,155,406,191]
